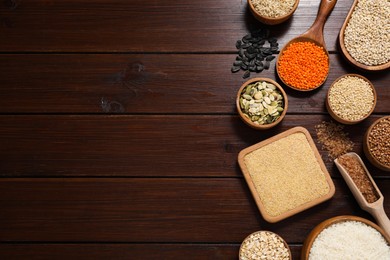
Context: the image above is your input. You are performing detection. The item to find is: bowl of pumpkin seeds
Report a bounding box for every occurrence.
[236,78,288,130]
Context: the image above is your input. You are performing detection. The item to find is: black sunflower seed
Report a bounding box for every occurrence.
[265,55,275,61]
[236,56,243,61]
[233,60,242,66]
[236,40,242,49]
[241,43,251,49]
[243,60,249,66]
[245,52,257,59]
[241,63,248,70]
[255,60,263,66]
[231,66,241,73]
[264,61,270,70]
[268,37,277,43]
[249,59,256,66]
[243,70,250,79]
[247,46,256,54]
[249,65,257,72]
[270,42,279,47]
[256,66,264,72]
[259,39,266,46]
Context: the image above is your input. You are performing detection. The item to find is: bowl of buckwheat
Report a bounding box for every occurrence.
[363,116,390,172]
[326,74,377,124]
[236,78,288,130]
[239,231,292,260]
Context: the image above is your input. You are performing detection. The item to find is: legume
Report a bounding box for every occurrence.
[278,42,328,90]
[368,117,390,167]
[328,76,374,121]
[338,154,379,203]
[250,0,295,18]
[344,0,390,66]
[315,121,354,160]
[240,231,290,260]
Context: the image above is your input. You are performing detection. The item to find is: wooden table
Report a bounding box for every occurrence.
[0,0,389,259]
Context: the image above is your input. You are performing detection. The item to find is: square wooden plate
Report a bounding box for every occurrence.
[238,126,335,223]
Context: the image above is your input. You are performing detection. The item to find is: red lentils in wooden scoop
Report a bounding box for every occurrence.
[278,42,328,90]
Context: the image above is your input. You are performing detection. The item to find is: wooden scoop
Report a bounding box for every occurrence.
[335,152,390,237]
[276,0,337,91]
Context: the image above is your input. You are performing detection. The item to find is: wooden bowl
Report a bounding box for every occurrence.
[236,77,288,130]
[239,231,292,260]
[326,74,377,124]
[301,215,390,260]
[247,0,299,25]
[238,127,335,223]
[363,116,390,172]
[339,0,390,71]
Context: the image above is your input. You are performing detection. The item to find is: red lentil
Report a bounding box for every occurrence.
[278,41,328,90]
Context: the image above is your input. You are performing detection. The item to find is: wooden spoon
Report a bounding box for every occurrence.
[335,152,390,237]
[339,0,390,71]
[276,0,337,91]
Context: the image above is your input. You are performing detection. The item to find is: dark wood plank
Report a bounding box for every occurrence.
[0,0,353,52]
[0,115,387,177]
[0,244,302,260]
[0,178,387,243]
[0,54,388,113]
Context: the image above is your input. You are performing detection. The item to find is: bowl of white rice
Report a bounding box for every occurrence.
[302,215,390,260]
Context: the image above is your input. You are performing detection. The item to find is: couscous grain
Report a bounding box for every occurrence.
[244,132,330,217]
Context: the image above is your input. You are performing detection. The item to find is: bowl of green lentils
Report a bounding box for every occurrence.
[236,78,288,130]
[326,74,377,124]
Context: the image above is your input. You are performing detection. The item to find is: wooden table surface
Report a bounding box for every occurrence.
[0,0,389,259]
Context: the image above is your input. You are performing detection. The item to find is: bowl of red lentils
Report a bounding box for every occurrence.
[326,74,376,124]
[363,116,390,172]
[236,78,288,130]
[247,0,299,25]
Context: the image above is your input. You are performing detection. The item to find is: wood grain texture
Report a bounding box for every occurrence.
[0,178,386,243]
[0,115,388,177]
[0,244,302,259]
[0,54,388,113]
[0,0,352,52]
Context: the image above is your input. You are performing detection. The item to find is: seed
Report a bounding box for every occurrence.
[264,61,270,69]
[231,66,241,73]
[266,55,275,61]
[243,70,251,79]
[233,60,242,66]
[236,40,242,49]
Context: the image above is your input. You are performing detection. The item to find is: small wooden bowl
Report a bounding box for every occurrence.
[247,0,299,25]
[301,215,390,260]
[339,0,390,71]
[326,74,377,124]
[239,231,292,260]
[236,77,288,130]
[363,116,390,172]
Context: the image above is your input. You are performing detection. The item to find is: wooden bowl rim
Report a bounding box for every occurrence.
[339,0,390,71]
[364,116,390,171]
[301,215,390,260]
[238,126,335,223]
[276,37,329,92]
[239,230,292,260]
[326,73,377,124]
[247,0,299,24]
[236,77,288,130]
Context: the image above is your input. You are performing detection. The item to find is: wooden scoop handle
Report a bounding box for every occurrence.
[301,0,337,47]
[370,203,390,238]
